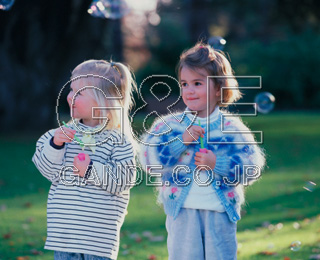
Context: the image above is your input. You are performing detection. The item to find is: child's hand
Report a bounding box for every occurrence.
[53,127,77,146]
[182,125,205,144]
[73,154,91,177]
[194,150,217,170]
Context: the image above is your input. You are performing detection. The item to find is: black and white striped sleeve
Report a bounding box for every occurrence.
[32,129,65,183]
[91,135,136,194]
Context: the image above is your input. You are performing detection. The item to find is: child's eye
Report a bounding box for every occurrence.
[195,82,202,86]
[181,82,187,88]
[69,87,82,97]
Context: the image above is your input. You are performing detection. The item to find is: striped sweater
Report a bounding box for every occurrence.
[32,121,135,259]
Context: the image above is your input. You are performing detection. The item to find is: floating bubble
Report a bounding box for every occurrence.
[148,12,161,26]
[276,223,283,230]
[208,36,226,51]
[0,0,15,10]
[293,222,301,229]
[268,224,275,231]
[22,224,30,230]
[254,92,275,114]
[290,240,302,251]
[303,181,316,192]
[88,0,130,19]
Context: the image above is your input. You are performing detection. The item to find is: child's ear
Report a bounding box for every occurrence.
[215,85,221,97]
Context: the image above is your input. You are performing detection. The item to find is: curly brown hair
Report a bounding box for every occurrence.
[177,42,242,107]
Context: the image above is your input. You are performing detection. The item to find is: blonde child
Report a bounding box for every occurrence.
[139,43,265,260]
[32,60,137,260]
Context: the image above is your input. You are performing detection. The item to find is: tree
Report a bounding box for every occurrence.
[0,0,125,133]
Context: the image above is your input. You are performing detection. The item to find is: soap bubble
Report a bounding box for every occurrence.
[254,92,275,114]
[148,12,161,26]
[303,181,316,192]
[276,223,283,230]
[88,0,130,19]
[290,241,302,251]
[208,36,226,51]
[293,222,301,229]
[0,0,15,10]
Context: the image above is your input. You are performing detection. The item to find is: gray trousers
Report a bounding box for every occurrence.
[166,208,237,260]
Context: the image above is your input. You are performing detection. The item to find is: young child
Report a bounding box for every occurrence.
[32,60,137,260]
[139,43,265,260]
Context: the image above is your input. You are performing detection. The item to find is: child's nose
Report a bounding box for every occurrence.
[67,93,74,105]
[186,87,195,94]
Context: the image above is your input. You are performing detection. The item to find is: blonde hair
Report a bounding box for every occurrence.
[177,42,242,107]
[71,60,137,150]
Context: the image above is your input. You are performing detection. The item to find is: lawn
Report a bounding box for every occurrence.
[1,112,320,259]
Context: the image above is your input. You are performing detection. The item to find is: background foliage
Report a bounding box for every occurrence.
[1,0,320,259]
[1,0,320,133]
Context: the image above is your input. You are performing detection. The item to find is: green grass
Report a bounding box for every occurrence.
[1,112,320,259]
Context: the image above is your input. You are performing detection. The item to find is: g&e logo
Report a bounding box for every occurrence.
[56,74,263,145]
[55,74,263,187]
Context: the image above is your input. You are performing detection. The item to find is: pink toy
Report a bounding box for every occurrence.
[199,148,208,153]
[78,153,86,161]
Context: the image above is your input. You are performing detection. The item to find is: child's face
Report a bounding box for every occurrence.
[67,79,99,126]
[180,66,220,118]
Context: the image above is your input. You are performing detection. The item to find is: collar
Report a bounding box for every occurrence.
[185,106,220,126]
[73,119,103,134]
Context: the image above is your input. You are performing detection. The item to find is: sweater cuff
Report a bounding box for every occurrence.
[167,134,188,157]
[43,138,66,163]
[50,137,65,149]
[214,156,230,176]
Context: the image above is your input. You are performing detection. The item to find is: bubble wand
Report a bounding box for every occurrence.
[62,121,84,148]
[198,120,207,153]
